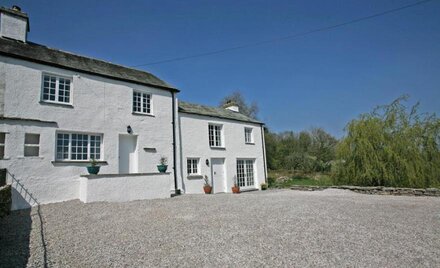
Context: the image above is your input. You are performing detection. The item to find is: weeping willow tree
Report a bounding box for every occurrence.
[334,96,440,188]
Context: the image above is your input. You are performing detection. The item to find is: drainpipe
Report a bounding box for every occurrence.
[171,92,180,195]
[260,125,268,183]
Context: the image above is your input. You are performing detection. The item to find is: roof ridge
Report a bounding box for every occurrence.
[27,41,156,76]
[0,37,178,91]
[178,100,262,124]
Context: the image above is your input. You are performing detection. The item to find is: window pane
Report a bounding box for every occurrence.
[43,75,57,101]
[58,78,71,103]
[56,133,69,160]
[133,91,142,113]
[24,146,39,157]
[25,134,40,145]
[90,135,101,160]
[0,133,5,144]
[0,146,4,159]
[236,160,245,187]
[246,160,254,186]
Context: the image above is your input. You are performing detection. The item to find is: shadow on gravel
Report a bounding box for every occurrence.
[0,208,32,267]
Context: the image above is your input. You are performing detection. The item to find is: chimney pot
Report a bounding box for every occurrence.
[11,5,21,12]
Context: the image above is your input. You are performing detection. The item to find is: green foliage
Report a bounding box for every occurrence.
[265,127,338,173]
[334,96,440,188]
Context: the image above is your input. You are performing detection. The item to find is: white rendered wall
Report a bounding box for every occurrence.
[0,12,27,42]
[79,173,171,203]
[0,55,175,209]
[177,111,266,194]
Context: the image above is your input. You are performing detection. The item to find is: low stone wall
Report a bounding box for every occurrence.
[0,184,12,217]
[290,185,440,197]
[79,172,172,203]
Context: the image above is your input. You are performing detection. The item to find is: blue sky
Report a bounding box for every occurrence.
[2,0,439,137]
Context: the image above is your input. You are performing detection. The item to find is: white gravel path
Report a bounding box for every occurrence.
[1,189,439,267]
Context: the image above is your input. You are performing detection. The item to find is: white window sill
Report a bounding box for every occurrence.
[17,156,44,159]
[210,146,226,150]
[132,112,155,117]
[187,175,203,179]
[39,100,74,108]
[51,160,108,165]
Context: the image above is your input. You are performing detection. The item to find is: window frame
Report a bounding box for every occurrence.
[24,133,40,157]
[0,132,5,159]
[236,159,255,189]
[55,132,103,161]
[244,127,254,144]
[40,73,73,105]
[132,90,153,115]
[208,123,224,148]
[186,158,200,176]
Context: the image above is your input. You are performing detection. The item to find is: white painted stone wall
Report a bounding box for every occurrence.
[0,12,27,42]
[0,55,175,209]
[79,173,171,203]
[177,111,267,194]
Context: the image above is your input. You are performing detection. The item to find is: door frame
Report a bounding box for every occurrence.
[118,134,139,174]
[210,157,226,193]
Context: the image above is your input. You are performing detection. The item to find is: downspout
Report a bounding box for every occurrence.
[171,92,180,195]
[260,125,268,183]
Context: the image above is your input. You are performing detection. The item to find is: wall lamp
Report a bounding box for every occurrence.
[205,159,210,166]
[127,125,133,134]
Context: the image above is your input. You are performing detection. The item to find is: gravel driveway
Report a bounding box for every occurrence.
[1,189,439,267]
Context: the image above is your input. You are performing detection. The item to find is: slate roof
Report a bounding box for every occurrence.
[178,101,263,125]
[0,37,178,91]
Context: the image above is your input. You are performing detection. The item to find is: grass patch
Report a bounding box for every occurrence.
[268,170,334,188]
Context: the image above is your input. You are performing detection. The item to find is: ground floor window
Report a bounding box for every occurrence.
[0,132,5,159]
[187,158,200,175]
[236,159,255,188]
[56,132,102,161]
[24,133,40,157]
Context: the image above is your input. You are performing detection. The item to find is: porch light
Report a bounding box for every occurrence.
[127,125,132,134]
[205,159,209,166]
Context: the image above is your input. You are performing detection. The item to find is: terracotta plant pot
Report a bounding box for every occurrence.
[203,185,212,194]
[231,186,240,194]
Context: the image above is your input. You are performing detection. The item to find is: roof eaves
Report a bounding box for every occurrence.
[178,108,264,125]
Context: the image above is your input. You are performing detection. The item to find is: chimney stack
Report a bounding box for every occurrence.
[0,5,30,42]
[223,100,240,113]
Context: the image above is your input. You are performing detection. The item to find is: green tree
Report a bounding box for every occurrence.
[334,96,440,188]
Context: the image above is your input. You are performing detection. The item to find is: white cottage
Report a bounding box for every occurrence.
[177,102,267,194]
[0,6,266,210]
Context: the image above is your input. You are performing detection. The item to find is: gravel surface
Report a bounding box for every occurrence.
[1,189,439,267]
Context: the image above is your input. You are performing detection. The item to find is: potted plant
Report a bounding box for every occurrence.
[231,175,240,194]
[203,175,212,194]
[157,156,168,173]
[87,158,100,175]
[261,183,268,190]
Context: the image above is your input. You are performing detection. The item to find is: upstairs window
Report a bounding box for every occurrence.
[245,128,253,144]
[208,124,223,147]
[24,133,40,157]
[187,158,200,175]
[56,132,102,161]
[133,91,152,115]
[0,133,5,159]
[42,74,71,104]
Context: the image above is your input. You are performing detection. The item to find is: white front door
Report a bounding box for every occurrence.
[119,134,138,174]
[211,158,226,193]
